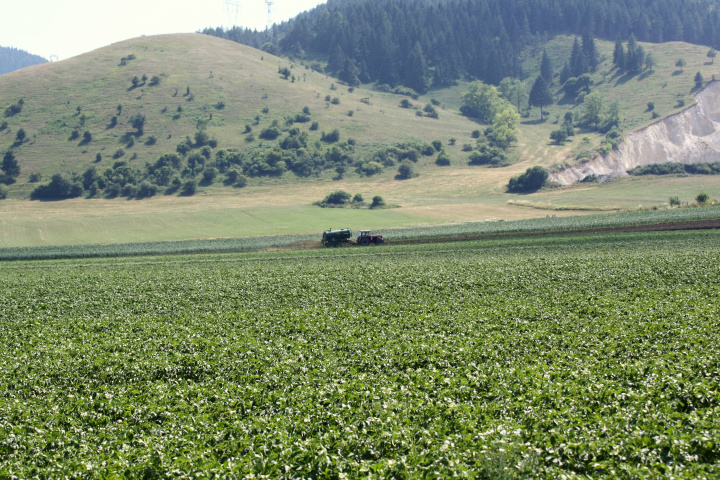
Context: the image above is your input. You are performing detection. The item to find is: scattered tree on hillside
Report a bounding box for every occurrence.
[676,58,686,72]
[708,48,717,64]
[1,150,20,184]
[695,71,705,88]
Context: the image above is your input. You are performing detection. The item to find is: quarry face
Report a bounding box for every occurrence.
[551,81,720,185]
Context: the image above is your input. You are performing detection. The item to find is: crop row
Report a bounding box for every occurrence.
[1,229,719,477]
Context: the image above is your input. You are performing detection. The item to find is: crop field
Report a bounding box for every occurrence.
[1,229,720,478]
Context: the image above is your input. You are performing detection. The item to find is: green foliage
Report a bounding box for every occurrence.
[529,75,552,119]
[2,230,720,477]
[316,190,351,207]
[550,128,568,144]
[468,144,508,166]
[460,81,505,123]
[435,151,451,166]
[321,129,340,143]
[696,192,710,204]
[629,161,720,176]
[370,195,385,208]
[507,166,549,192]
[180,179,197,196]
[396,160,416,179]
[30,173,83,200]
[669,196,681,206]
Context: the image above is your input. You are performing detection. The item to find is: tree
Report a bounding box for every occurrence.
[569,37,589,77]
[708,49,717,64]
[487,108,520,149]
[14,128,26,145]
[529,75,553,120]
[130,114,145,136]
[460,81,504,123]
[644,51,656,72]
[676,58,686,72]
[581,31,598,71]
[581,91,604,128]
[396,161,415,179]
[369,195,385,209]
[404,41,429,93]
[540,50,553,82]
[507,166,548,192]
[695,71,704,88]
[550,129,569,144]
[2,150,20,180]
[613,38,625,70]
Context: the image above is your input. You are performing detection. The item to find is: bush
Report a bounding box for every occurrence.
[234,174,248,188]
[370,195,385,209]
[468,144,507,166]
[321,129,340,143]
[550,129,568,145]
[396,161,416,180]
[180,180,197,196]
[316,190,351,207]
[696,192,710,204]
[259,126,282,140]
[507,166,549,193]
[30,174,83,200]
[669,196,681,206]
[435,152,451,166]
[135,182,158,199]
[432,140,442,152]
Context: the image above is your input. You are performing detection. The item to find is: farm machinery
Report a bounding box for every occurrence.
[322,228,384,247]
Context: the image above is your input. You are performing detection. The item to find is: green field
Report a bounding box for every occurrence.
[2,229,719,478]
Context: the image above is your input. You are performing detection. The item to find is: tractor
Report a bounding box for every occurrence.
[321,228,384,247]
[356,230,384,246]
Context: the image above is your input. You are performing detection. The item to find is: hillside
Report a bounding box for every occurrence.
[1,33,720,247]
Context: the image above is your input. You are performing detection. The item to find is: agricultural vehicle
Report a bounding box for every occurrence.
[322,228,384,247]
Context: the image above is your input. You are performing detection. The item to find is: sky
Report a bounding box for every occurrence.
[1,0,327,61]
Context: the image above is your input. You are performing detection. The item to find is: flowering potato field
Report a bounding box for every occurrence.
[1,229,719,478]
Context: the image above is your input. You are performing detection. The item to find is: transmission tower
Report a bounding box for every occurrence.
[265,0,274,29]
[224,0,240,29]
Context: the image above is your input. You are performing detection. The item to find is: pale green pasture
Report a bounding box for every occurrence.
[0,202,440,247]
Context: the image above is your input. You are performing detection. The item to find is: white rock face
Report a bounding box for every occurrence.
[550,81,720,185]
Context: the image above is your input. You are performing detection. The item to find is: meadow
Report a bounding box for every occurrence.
[1,228,719,478]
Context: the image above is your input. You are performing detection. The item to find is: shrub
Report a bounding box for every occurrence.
[396,161,416,180]
[432,140,442,152]
[370,195,385,209]
[669,196,681,206]
[135,182,158,199]
[180,180,197,196]
[435,152,451,166]
[310,122,319,131]
[468,144,507,166]
[321,129,340,143]
[696,192,710,204]
[508,166,549,193]
[352,193,364,203]
[30,174,83,200]
[316,190,351,207]
[113,149,125,159]
[400,99,413,108]
[550,129,568,145]
[259,126,282,140]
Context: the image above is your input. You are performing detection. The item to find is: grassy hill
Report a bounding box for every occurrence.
[1,33,719,247]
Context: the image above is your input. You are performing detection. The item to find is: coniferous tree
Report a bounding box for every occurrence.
[581,31,599,71]
[569,38,589,77]
[613,38,625,70]
[529,75,553,120]
[540,50,553,82]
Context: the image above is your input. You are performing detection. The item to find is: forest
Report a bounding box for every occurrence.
[0,46,46,75]
[204,0,720,91]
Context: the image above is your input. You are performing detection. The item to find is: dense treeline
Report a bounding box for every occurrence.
[628,161,720,176]
[204,0,720,91]
[0,46,47,75]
